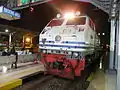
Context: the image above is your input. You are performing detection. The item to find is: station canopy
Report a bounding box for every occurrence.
[0,0,119,18]
[0,0,111,13]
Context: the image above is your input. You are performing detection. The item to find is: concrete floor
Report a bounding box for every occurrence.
[0,62,45,84]
[87,69,105,90]
[105,70,116,90]
[87,69,116,90]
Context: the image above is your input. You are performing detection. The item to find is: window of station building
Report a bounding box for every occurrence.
[47,19,64,27]
[66,17,86,25]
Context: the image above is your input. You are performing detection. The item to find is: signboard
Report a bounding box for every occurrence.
[0,6,20,20]
[17,0,49,6]
[18,0,30,6]
[18,0,40,6]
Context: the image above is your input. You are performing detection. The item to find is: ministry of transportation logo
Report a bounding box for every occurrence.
[55,35,61,42]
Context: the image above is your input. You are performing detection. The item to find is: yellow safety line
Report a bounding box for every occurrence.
[0,79,22,90]
[87,72,94,82]
[0,65,43,81]
[0,65,43,90]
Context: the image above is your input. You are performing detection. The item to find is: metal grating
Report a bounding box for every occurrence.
[75,0,120,18]
[89,0,111,13]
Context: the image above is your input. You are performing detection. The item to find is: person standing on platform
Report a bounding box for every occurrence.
[10,46,18,68]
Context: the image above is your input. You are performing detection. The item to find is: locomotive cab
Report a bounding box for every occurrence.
[39,15,92,53]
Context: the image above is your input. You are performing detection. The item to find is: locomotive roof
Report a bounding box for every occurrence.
[53,15,88,20]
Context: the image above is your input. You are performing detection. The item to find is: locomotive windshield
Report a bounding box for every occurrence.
[66,17,86,25]
[47,19,64,27]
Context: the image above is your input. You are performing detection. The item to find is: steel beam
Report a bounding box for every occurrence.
[5,0,111,14]
[74,0,110,13]
[4,0,52,10]
[9,33,12,48]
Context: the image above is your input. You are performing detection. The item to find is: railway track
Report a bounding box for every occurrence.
[13,56,101,90]
[13,69,90,90]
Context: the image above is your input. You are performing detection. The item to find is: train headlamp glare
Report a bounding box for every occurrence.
[57,14,61,18]
[75,11,81,16]
[64,13,75,19]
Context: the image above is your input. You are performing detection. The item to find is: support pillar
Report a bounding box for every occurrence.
[115,19,119,69]
[116,12,120,90]
[9,33,12,48]
[109,20,115,69]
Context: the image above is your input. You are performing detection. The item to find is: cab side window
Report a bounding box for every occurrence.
[89,19,94,30]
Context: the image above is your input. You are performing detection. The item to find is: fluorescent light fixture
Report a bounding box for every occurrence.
[5,29,9,32]
[99,62,102,69]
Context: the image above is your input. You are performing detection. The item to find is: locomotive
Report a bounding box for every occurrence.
[39,12,100,79]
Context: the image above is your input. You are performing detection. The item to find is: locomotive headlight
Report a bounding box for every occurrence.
[43,50,46,53]
[73,52,78,57]
[68,52,72,55]
[64,13,75,19]
[57,14,61,18]
[47,50,51,53]
[53,50,56,53]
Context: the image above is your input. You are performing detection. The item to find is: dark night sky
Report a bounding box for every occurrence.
[0,0,110,44]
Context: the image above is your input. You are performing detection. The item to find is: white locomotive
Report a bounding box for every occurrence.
[39,13,100,56]
[39,12,100,79]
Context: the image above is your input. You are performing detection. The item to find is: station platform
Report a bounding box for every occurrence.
[0,62,45,90]
[87,69,116,90]
[0,62,35,72]
[86,50,117,90]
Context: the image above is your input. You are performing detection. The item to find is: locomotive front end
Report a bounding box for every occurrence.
[39,12,99,79]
